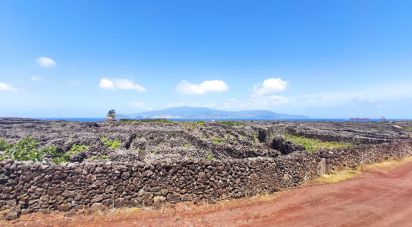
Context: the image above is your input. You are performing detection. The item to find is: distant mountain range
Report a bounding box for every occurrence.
[118,106,308,120]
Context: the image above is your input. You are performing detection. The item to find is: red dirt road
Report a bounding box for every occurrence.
[5,160,412,227]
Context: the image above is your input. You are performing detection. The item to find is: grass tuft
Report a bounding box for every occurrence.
[211,136,223,145]
[313,169,360,184]
[206,153,214,161]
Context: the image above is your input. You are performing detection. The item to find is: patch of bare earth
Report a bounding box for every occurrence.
[3,159,412,227]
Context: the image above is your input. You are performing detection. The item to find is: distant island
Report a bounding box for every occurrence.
[118,106,308,120]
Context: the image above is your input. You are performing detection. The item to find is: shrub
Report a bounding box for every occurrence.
[283,134,352,153]
[0,137,69,164]
[211,136,223,145]
[5,137,44,162]
[67,144,89,157]
[100,137,121,149]
[43,146,69,164]
[0,139,11,151]
[206,153,214,161]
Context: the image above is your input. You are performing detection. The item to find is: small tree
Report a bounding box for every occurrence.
[106,109,116,121]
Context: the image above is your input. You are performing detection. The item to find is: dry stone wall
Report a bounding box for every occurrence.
[1,141,412,218]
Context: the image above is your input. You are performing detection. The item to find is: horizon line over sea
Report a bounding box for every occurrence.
[35,118,412,123]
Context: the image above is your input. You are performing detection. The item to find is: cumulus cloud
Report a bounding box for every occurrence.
[176,80,229,95]
[99,78,147,92]
[253,78,287,96]
[0,82,17,92]
[37,57,56,68]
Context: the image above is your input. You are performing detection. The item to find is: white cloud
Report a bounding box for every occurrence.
[176,80,229,95]
[37,57,56,68]
[30,76,44,82]
[253,78,287,96]
[0,82,17,92]
[99,78,115,89]
[99,78,146,92]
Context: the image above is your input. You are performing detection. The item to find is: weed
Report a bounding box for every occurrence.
[206,153,214,161]
[100,137,121,149]
[252,132,258,142]
[211,136,223,145]
[183,143,192,149]
[284,134,352,153]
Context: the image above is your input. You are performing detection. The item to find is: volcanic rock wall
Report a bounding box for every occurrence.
[1,141,412,218]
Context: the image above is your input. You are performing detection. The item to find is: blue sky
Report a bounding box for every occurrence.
[1,0,412,118]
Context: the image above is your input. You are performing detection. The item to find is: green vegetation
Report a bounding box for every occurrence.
[119,118,176,124]
[252,131,258,142]
[404,126,412,132]
[183,143,192,149]
[217,121,242,127]
[139,119,174,123]
[211,136,223,145]
[0,137,69,164]
[284,134,352,153]
[194,121,205,126]
[0,138,12,151]
[206,153,214,161]
[89,154,109,161]
[100,137,122,149]
[68,144,89,156]
[107,109,116,119]
[118,119,140,123]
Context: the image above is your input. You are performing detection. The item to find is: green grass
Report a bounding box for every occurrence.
[100,137,122,149]
[217,121,242,127]
[284,134,352,153]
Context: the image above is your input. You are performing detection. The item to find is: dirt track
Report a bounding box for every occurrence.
[5,160,412,227]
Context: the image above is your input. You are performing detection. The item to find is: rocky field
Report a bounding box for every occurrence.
[0,118,410,164]
[1,118,412,220]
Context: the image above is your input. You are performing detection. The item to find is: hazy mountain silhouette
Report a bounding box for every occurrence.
[120,106,307,120]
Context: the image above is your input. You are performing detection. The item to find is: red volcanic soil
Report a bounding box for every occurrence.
[4,160,412,227]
